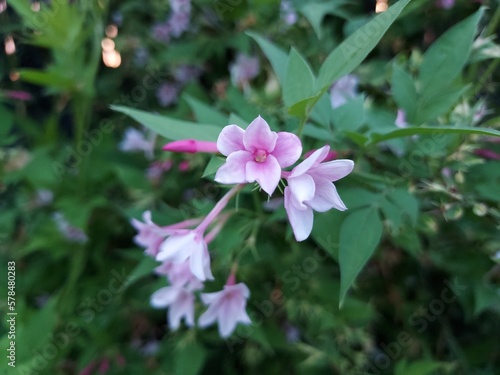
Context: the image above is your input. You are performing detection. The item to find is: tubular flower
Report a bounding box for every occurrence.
[198,281,251,338]
[284,145,354,241]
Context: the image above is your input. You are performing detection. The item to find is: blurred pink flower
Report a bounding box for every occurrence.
[146,160,173,182]
[280,0,298,25]
[215,116,302,196]
[474,149,500,160]
[284,146,354,241]
[155,259,197,286]
[156,230,214,281]
[150,279,203,330]
[53,212,88,244]
[436,0,455,9]
[131,213,201,257]
[131,211,172,257]
[2,90,33,101]
[152,21,171,43]
[229,54,260,87]
[178,160,190,172]
[198,281,251,338]
[395,109,408,128]
[163,139,219,154]
[119,127,156,159]
[330,75,359,109]
[156,82,179,107]
[156,185,242,281]
[173,64,202,84]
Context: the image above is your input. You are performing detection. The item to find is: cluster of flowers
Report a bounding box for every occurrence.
[131,115,354,337]
[152,0,191,44]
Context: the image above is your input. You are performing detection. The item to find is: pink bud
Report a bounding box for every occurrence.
[3,90,32,101]
[163,139,219,154]
[178,160,190,172]
[98,358,110,374]
[474,149,500,160]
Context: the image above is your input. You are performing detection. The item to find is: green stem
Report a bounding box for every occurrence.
[485,3,500,37]
[472,59,499,97]
[296,116,307,137]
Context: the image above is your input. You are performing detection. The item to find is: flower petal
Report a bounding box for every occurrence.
[217,297,239,338]
[272,132,302,168]
[198,303,219,328]
[189,240,211,281]
[243,116,278,152]
[287,174,315,208]
[245,155,281,196]
[308,177,347,212]
[150,286,180,308]
[156,231,195,262]
[310,159,354,182]
[217,125,245,156]
[215,150,253,184]
[290,145,330,178]
[284,187,314,242]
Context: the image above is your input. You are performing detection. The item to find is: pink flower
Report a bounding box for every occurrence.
[436,0,454,9]
[156,230,214,281]
[131,211,172,257]
[395,109,408,128]
[284,146,354,241]
[330,75,358,109]
[198,281,251,338]
[150,279,203,330]
[155,259,197,286]
[229,54,260,87]
[215,116,302,196]
[163,139,219,154]
[156,185,243,281]
[119,128,156,159]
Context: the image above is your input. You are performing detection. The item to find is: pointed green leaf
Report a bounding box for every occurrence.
[332,95,365,131]
[183,94,228,126]
[111,105,221,142]
[202,155,225,178]
[419,8,484,94]
[367,125,500,146]
[317,0,411,91]
[392,63,417,122]
[339,207,383,305]
[246,31,288,85]
[284,48,315,109]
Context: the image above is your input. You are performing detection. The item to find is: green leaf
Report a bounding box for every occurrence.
[18,69,75,91]
[387,189,419,225]
[284,48,315,109]
[183,94,228,126]
[300,1,351,39]
[332,95,364,131]
[311,210,347,261]
[246,31,288,85]
[202,155,225,178]
[16,297,59,361]
[228,113,249,128]
[419,8,484,94]
[415,85,468,124]
[367,125,500,146]
[111,105,222,142]
[392,63,417,122]
[316,0,411,92]
[339,207,383,306]
[123,256,158,289]
[175,341,207,375]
